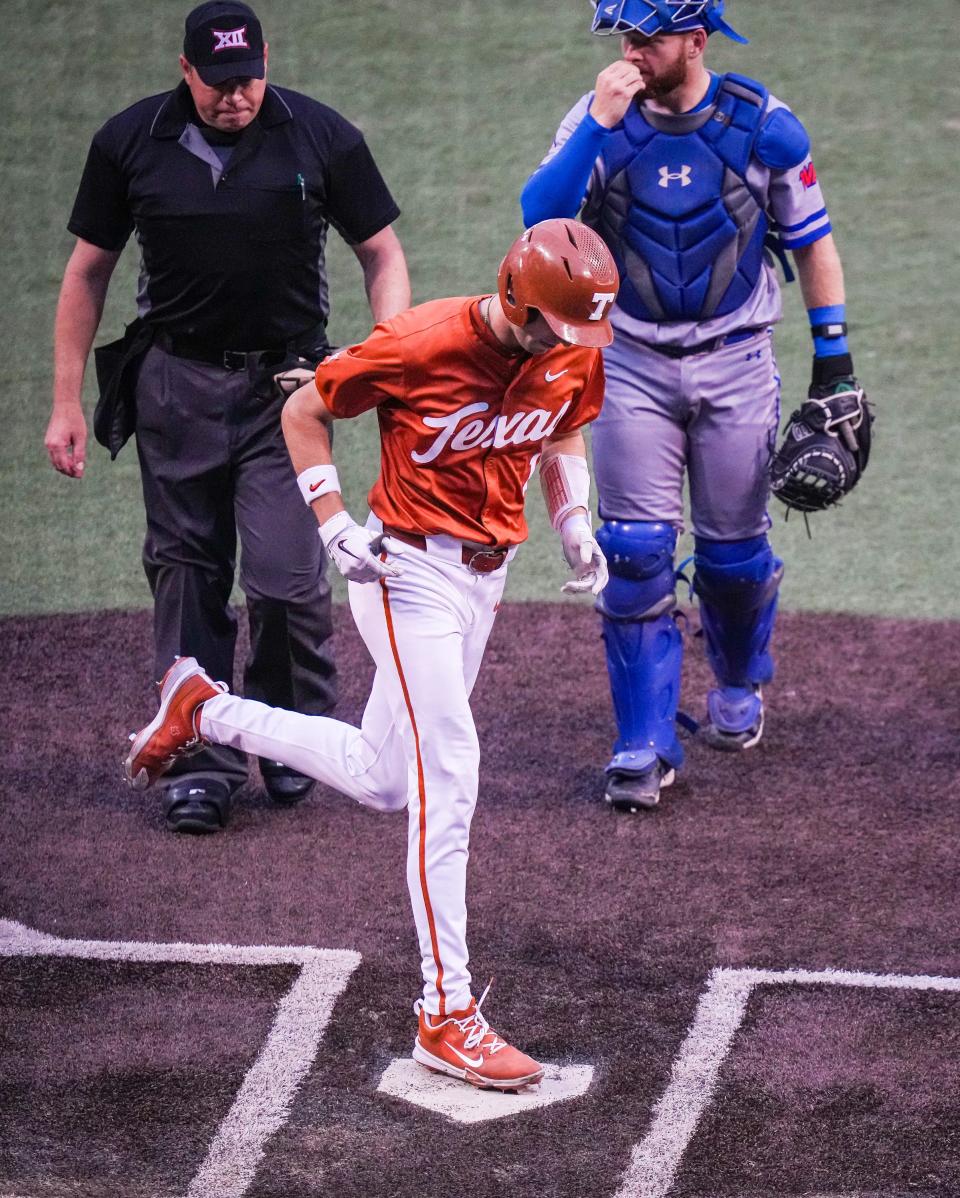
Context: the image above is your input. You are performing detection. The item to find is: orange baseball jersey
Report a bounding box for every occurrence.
[314,296,605,546]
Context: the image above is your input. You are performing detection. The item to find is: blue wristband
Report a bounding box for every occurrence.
[808,303,849,358]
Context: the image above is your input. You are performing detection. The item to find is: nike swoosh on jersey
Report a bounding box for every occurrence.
[545,368,568,382]
[449,1045,486,1068]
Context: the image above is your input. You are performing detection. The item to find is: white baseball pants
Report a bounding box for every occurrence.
[199,524,509,1016]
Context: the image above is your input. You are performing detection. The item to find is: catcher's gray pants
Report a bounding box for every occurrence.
[134,345,336,789]
[592,328,780,539]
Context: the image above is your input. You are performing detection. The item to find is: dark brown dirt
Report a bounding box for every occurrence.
[1,604,959,1197]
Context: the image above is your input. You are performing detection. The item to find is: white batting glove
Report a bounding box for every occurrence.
[559,512,608,596]
[318,511,402,584]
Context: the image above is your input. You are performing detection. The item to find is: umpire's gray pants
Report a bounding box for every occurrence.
[134,345,335,788]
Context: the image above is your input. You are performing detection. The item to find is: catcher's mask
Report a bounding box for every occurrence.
[497,220,619,349]
[590,0,748,43]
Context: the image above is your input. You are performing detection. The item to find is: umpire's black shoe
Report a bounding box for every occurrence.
[259,759,314,806]
[164,778,232,834]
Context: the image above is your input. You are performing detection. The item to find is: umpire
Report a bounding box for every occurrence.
[44,1,410,833]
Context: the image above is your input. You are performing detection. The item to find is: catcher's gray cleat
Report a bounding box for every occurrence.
[604,760,675,812]
[702,685,764,752]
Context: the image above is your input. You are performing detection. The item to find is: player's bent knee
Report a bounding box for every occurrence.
[361,787,408,814]
[596,521,678,621]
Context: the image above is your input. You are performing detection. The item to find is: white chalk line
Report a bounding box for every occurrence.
[4,926,956,1198]
[614,964,960,1198]
[0,918,361,1198]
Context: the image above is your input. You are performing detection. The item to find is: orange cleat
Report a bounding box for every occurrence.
[412,983,544,1091]
[123,657,227,790]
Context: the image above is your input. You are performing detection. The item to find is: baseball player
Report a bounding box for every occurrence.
[122,219,618,1090]
[520,0,871,811]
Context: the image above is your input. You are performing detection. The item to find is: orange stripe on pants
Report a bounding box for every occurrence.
[379,578,447,1015]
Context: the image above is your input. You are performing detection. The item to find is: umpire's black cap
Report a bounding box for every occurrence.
[184,1,265,85]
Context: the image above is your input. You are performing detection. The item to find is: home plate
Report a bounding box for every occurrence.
[377,1060,594,1123]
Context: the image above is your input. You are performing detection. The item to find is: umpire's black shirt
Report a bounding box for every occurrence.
[69,82,400,349]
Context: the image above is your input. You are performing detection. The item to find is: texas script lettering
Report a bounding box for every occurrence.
[411,401,572,465]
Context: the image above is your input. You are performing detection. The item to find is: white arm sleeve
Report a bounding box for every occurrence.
[540,453,591,531]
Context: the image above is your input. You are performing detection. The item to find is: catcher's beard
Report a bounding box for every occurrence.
[633,53,691,102]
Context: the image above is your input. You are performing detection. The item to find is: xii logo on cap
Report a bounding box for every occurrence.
[212,25,250,51]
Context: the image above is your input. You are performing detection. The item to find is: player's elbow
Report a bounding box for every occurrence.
[281,383,329,434]
[542,430,586,459]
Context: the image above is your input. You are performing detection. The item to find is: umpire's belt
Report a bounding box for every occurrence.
[383,526,510,575]
[640,326,769,359]
[155,326,325,371]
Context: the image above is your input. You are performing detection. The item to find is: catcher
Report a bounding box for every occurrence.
[521,0,874,810]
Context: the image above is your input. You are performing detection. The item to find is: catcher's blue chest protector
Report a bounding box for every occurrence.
[584,73,782,322]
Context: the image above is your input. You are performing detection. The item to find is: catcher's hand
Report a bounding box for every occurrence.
[770,376,873,513]
[559,513,608,595]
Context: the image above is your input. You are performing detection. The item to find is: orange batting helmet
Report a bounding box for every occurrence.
[497,219,619,348]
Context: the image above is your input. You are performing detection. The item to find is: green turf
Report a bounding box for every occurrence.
[1,0,956,617]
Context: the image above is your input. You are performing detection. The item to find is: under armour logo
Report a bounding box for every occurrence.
[659,165,692,188]
[212,25,250,52]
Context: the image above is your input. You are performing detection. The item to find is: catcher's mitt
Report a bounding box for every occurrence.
[770,369,873,513]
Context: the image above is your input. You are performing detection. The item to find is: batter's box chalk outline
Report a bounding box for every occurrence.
[377,1058,594,1122]
[613,965,960,1198]
[0,918,361,1198]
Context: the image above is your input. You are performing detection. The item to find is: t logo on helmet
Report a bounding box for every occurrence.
[498,219,619,348]
[589,293,616,321]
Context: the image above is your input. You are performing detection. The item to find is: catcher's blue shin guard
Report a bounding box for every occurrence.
[693,535,783,747]
[596,521,684,776]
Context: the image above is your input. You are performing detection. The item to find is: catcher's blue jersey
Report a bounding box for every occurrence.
[583,75,778,322]
[526,71,831,344]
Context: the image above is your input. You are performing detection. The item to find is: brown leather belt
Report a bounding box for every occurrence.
[383,527,509,575]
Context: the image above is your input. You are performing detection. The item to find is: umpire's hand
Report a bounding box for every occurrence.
[45,406,87,477]
[273,366,318,399]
